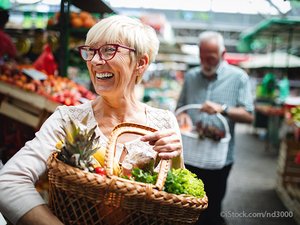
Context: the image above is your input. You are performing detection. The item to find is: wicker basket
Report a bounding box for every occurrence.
[175,104,231,169]
[47,122,208,225]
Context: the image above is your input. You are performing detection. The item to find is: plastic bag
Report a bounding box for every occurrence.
[33,44,58,75]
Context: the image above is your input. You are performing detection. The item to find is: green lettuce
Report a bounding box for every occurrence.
[164,168,206,198]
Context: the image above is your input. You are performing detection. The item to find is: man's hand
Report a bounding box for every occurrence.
[201,101,223,114]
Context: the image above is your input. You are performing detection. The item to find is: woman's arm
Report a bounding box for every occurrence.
[17,205,63,225]
[0,107,66,224]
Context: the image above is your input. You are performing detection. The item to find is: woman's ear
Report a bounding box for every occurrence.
[136,54,149,73]
[135,54,149,84]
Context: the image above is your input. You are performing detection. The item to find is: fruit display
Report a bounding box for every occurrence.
[290,106,300,123]
[15,37,32,56]
[0,63,96,106]
[47,11,98,29]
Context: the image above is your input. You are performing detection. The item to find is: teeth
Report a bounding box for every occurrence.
[96,73,113,79]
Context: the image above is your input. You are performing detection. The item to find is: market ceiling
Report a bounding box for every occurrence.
[72,0,114,14]
[5,0,115,14]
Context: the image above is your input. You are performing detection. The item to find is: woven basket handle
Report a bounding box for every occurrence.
[175,104,231,140]
[105,122,170,190]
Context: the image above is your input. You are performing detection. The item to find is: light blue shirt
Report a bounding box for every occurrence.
[177,61,254,166]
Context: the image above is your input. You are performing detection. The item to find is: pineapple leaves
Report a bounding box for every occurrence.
[56,113,101,170]
[81,113,89,126]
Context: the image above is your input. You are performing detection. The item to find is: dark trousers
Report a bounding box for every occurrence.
[185,164,232,225]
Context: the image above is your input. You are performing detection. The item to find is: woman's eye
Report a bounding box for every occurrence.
[106,48,116,52]
[105,47,116,53]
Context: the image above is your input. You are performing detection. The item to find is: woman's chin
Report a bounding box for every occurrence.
[94,86,113,96]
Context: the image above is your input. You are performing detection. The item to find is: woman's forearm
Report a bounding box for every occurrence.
[16,205,63,225]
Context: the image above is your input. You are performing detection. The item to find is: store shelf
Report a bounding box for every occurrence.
[0,81,59,112]
[0,81,60,129]
[72,0,115,14]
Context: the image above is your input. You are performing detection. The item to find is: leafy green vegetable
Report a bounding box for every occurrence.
[131,168,158,184]
[164,168,205,198]
[126,167,205,198]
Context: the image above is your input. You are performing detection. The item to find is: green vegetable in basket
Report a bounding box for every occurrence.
[127,167,206,198]
[130,168,158,184]
[164,168,205,198]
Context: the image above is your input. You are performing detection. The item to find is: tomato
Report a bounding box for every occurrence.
[94,167,106,176]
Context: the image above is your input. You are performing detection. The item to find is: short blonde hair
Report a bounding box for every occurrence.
[85,15,159,64]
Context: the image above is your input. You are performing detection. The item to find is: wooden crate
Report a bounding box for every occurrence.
[277,139,300,185]
[0,81,60,129]
[277,139,300,224]
[276,178,300,225]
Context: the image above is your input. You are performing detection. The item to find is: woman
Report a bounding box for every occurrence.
[0,15,183,225]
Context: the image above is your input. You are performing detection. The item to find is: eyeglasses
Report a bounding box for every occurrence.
[78,44,136,62]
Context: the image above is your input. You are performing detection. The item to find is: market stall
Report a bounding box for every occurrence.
[238,17,300,222]
[0,63,96,163]
[240,52,300,69]
[238,17,300,56]
[276,103,300,224]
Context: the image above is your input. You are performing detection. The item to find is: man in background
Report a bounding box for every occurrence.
[0,8,17,59]
[176,31,254,225]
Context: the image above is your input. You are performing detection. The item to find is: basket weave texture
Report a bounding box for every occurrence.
[175,104,231,169]
[47,122,208,225]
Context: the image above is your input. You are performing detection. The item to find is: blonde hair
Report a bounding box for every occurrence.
[85,15,159,64]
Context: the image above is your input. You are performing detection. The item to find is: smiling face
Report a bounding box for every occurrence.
[83,15,158,100]
[86,42,137,97]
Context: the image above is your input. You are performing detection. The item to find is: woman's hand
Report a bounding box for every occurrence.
[140,129,182,159]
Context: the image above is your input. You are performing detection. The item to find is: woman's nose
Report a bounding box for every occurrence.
[91,53,106,65]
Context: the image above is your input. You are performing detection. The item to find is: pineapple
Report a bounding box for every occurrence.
[56,113,100,172]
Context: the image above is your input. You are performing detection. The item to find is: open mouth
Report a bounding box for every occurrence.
[95,72,114,80]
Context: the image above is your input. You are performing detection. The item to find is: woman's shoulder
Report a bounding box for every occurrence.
[146,104,171,115]
[55,101,94,122]
[145,105,175,129]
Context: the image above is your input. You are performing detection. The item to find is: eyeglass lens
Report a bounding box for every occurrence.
[80,44,118,61]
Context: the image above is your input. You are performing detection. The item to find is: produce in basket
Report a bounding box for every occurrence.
[195,121,225,141]
[55,113,120,175]
[125,167,206,198]
[56,114,99,171]
[56,118,206,197]
[49,121,208,225]
[164,168,206,198]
